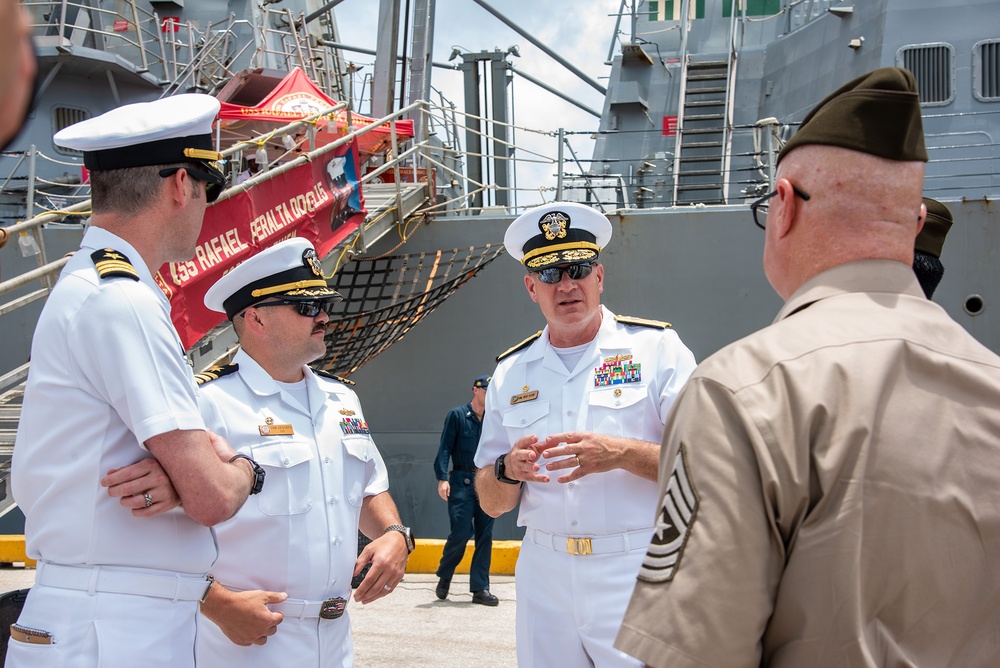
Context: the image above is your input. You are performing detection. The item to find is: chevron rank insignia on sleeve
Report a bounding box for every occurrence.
[91,248,139,281]
[637,444,699,584]
[615,315,672,329]
[313,368,356,385]
[194,363,239,385]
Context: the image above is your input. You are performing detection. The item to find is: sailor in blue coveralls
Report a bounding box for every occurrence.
[433,376,498,606]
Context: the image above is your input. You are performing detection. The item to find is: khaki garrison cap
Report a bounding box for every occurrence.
[916,197,954,259]
[777,67,928,164]
[504,202,612,271]
[204,238,343,320]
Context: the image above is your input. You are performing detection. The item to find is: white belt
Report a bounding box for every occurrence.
[270,595,349,620]
[36,562,210,602]
[527,527,653,556]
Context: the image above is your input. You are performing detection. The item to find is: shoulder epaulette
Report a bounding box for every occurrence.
[496,330,543,362]
[615,315,672,329]
[313,368,356,385]
[194,363,239,385]
[91,248,139,281]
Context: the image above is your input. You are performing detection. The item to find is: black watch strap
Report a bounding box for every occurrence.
[229,453,266,495]
[494,453,520,485]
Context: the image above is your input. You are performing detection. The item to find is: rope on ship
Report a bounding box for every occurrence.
[318,243,506,376]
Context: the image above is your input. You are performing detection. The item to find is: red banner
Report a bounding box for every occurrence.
[156,141,365,349]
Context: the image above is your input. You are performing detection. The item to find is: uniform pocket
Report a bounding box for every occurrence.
[500,400,549,441]
[588,386,646,437]
[342,435,376,507]
[249,440,315,516]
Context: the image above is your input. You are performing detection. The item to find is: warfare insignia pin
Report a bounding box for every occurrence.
[637,445,699,584]
[339,408,356,416]
[265,417,274,425]
[538,211,569,241]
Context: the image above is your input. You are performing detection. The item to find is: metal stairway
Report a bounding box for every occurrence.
[673,57,732,205]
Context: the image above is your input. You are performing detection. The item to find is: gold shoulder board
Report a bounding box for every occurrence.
[496,330,543,362]
[194,363,239,385]
[91,248,139,281]
[313,368,356,385]
[615,315,672,329]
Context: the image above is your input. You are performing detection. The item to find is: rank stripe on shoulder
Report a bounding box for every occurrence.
[194,363,239,385]
[496,330,542,362]
[615,315,672,329]
[637,444,699,584]
[91,248,139,281]
[313,368,356,385]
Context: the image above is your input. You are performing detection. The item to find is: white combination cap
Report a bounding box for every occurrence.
[503,201,612,270]
[53,93,223,171]
[204,238,343,320]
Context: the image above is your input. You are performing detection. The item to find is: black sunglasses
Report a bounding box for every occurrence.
[531,262,595,284]
[750,184,811,230]
[244,299,335,318]
[159,165,227,203]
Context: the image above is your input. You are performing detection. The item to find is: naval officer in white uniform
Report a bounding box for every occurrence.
[474,202,697,667]
[192,238,413,667]
[9,95,262,667]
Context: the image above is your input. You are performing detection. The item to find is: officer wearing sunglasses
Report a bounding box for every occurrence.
[472,202,697,668]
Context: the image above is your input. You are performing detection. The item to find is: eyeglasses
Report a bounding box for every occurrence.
[159,165,227,203]
[531,262,595,284]
[750,185,811,230]
[243,299,335,318]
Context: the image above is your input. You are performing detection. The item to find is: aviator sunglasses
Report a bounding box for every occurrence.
[243,299,335,318]
[532,262,595,284]
[159,164,228,203]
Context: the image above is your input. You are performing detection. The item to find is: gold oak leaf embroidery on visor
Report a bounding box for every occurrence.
[638,444,699,584]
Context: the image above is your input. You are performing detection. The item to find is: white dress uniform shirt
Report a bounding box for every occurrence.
[474,305,696,668]
[195,348,389,668]
[9,226,212,667]
[474,306,696,534]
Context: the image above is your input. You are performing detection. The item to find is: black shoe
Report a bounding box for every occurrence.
[471,589,499,606]
[435,577,451,600]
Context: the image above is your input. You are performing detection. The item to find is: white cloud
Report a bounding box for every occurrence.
[333,0,620,209]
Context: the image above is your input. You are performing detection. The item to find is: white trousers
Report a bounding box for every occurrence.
[195,608,354,667]
[515,532,646,668]
[5,584,198,668]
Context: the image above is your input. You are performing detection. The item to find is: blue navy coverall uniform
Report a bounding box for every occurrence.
[434,403,494,591]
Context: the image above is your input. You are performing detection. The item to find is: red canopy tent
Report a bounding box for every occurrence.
[217,67,414,158]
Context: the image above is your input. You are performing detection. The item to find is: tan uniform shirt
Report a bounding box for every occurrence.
[616,260,1000,668]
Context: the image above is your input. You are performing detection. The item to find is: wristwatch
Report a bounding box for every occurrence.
[494,453,520,485]
[229,453,266,495]
[384,524,415,553]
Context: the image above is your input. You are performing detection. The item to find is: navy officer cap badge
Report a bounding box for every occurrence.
[504,202,612,271]
[473,375,491,389]
[204,237,344,320]
[53,93,226,195]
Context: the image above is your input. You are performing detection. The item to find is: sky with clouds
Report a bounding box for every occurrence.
[332,0,628,209]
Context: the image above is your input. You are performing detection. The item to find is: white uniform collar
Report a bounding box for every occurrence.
[231,348,326,417]
[81,226,162,299]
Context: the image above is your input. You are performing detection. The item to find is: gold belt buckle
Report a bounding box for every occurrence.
[566,537,593,556]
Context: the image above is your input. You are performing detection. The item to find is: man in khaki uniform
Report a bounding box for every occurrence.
[615,67,1000,667]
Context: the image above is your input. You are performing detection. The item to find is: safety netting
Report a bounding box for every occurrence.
[317,243,506,375]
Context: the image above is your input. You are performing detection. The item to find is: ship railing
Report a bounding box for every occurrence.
[250,6,348,103]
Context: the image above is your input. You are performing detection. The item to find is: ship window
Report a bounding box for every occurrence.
[52,107,91,155]
[974,40,1000,101]
[722,0,780,18]
[898,44,954,106]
